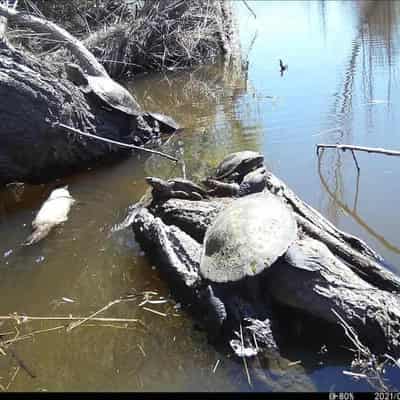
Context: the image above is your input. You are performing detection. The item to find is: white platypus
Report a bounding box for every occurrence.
[24,186,75,246]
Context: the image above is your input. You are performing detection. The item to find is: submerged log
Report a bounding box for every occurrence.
[130,156,400,366]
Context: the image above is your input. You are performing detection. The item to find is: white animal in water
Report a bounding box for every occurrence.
[24,186,75,246]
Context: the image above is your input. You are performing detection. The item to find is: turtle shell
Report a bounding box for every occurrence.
[86,75,142,116]
[146,112,180,131]
[200,192,297,283]
[214,151,264,180]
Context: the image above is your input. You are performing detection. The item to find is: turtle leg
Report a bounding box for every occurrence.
[229,171,242,183]
[189,191,205,201]
[200,284,227,342]
[170,190,191,200]
[284,243,321,272]
[204,179,240,197]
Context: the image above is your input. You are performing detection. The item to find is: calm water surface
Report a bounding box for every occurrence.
[1,0,400,391]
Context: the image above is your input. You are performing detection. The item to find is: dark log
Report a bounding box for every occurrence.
[0,5,162,185]
[269,236,400,356]
[0,39,134,184]
[130,166,400,362]
[264,171,400,293]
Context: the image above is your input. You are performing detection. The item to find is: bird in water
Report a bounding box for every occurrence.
[279,59,288,75]
[23,186,75,246]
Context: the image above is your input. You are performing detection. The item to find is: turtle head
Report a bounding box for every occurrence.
[65,63,89,86]
[238,167,268,196]
[215,151,264,183]
[241,153,264,175]
[145,177,170,197]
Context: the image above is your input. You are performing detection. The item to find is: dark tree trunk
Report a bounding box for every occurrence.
[0,40,132,185]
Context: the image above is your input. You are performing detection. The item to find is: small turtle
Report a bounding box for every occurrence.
[209,151,264,183]
[146,177,208,201]
[205,167,268,198]
[143,112,181,135]
[65,63,142,117]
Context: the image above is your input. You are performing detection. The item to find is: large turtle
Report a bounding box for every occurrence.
[66,64,181,134]
[210,151,264,183]
[65,63,142,116]
[198,191,310,334]
[200,192,298,283]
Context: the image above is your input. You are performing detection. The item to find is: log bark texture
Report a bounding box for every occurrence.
[0,40,133,184]
[0,4,163,185]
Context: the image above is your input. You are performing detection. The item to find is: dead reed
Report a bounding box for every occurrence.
[14,0,235,78]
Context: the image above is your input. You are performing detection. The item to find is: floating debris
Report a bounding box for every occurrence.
[212,359,220,374]
[3,249,13,258]
[288,360,302,367]
[137,344,146,357]
[61,297,75,304]
[23,186,75,246]
[142,307,167,317]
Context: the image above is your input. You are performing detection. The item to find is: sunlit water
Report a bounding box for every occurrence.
[1,0,400,392]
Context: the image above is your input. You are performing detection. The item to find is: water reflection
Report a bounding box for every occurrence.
[130,61,264,182]
[317,150,400,257]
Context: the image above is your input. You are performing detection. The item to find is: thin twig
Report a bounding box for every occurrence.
[2,326,64,345]
[343,370,367,378]
[0,315,140,324]
[212,359,220,374]
[142,307,167,317]
[317,143,400,157]
[137,344,146,357]
[66,297,136,332]
[5,367,19,391]
[350,149,360,171]
[53,122,179,162]
[242,0,257,19]
[239,323,252,387]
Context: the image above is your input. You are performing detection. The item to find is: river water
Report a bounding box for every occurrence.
[1,0,400,392]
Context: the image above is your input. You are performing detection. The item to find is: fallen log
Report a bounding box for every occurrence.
[129,152,400,386]
[0,4,167,185]
[0,37,134,185]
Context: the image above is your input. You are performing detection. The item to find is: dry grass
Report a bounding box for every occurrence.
[86,0,234,78]
[12,0,235,78]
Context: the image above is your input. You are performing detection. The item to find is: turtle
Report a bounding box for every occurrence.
[211,151,264,183]
[143,112,181,135]
[146,177,208,201]
[66,64,180,135]
[65,63,142,117]
[205,167,268,198]
[200,192,298,284]
[198,191,311,334]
